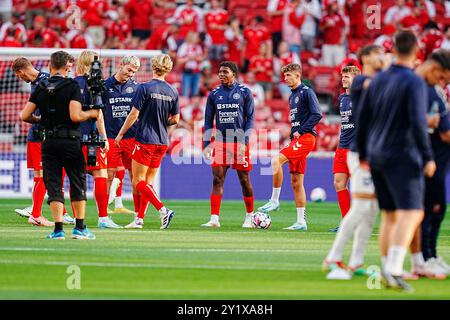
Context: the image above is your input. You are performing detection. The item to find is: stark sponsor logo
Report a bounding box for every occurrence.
[217,103,240,110]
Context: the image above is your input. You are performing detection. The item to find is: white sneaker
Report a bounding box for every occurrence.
[283,222,307,231]
[422,258,447,279]
[326,267,352,280]
[242,215,253,228]
[62,213,75,225]
[108,178,121,204]
[201,221,221,228]
[98,216,123,229]
[125,218,144,229]
[15,206,32,218]
[28,215,54,227]
[160,208,175,229]
[436,256,450,275]
[257,200,280,213]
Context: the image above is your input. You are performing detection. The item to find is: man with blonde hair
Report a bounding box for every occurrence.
[103,55,141,215]
[116,54,179,229]
[258,63,322,230]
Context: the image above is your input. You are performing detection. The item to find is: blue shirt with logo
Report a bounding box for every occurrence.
[288,83,322,139]
[103,75,139,139]
[338,93,355,149]
[132,79,179,145]
[204,82,255,148]
[28,71,49,142]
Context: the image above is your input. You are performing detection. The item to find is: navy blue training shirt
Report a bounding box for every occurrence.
[427,85,450,167]
[103,75,139,140]
[337,93,355,149]
[349,74,369,152]
[74,75,97,136]
[132,79,179,145]
[27,71,49,142]
[288,83,322,139]
[356,64,433,168]
[204,82,254,148]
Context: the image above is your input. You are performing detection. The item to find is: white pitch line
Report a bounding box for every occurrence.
[0,259,316,272]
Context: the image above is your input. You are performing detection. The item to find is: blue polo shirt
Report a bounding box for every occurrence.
[337,93,355,149]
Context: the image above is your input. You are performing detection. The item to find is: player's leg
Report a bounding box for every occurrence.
[95,168,122,229]
[61,169,75,224]
[258,153,289,213]
[202,165,228,227]
[135,167,159,221]
[30,169,46,219]
[110,167,126,207]
[283,173,308,231]
[237,170,254,228]
[117,139,139,214]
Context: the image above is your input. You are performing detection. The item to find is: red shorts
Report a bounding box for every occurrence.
[132,142,168,168]
[107,138,135,170]
[280,133,316,174]
[333,148,350,175]
[26,141,42,170]
[211,142,252,171]
[82,145,107,171]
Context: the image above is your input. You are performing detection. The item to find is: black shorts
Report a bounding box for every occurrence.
[371,161,424,210]
[42,138,87,204]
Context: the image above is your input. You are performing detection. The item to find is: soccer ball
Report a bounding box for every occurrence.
[251,212,272,229]
[310,187,327,202]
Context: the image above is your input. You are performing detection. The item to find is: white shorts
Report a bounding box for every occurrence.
[347,151,375,195]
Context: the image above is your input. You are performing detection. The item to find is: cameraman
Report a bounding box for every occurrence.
[20,50,98,240]
[103,55,140,214]
[74,50,122,229]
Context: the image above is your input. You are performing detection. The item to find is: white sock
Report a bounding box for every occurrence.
[246,212,253,217]
[211,214,219,223]
[115,197,123,208]
[411,252,425,268]
[385,246,407,276]
[381,256,387,270]
[297,207,306,224]
[270,187,281,203]
[158,206,167,215]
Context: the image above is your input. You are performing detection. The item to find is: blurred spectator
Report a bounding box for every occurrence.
[384,0,412,25]
[178,31,204,97]
[345,0,365,39]
[104,6,132,49]
[298,0,322,52]
[146,23,180,57]
[274,41,300,100]
[243,16,271,73]
[204,0,228,62]
[319,2,346,66]
[249,42,274,100]
[78,0,108,47]
[180,95,204,130]
[283,0,303,54]
[47,0,69,34]
[125,0,153,41]
[420,21,444,59]
[0,12,27,44]
[199,64,219,97]
[0,0,12,23]
[267,0,288,55]
[243,71,265,107]
[25,0,53,27]
[66,20,94,49]
[374,24,396,53]
[224,16,244,68]
[441,25,450,50]
[173,0,203,40]
[399,3,429,32]
[27,15,63,48]
[0,25,23,47]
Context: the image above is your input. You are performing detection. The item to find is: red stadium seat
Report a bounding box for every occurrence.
[310,66,339,96]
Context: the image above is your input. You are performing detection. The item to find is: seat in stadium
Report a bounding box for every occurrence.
[309,66,338,96]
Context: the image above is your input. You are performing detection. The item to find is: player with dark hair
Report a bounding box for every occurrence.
[116,54,179,229]
[258,63,322,230]
[201,61,255,228]
[12,57,75,226]
[329,65,361,233]
[357,30,436,291]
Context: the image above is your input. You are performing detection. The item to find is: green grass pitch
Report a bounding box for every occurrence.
[0,199,449,299]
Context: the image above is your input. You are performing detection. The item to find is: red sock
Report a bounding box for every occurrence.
[136,181,163,211]
[337,189,351,217]
[243,196,254,214]
[94,177,108,218]
[132,193,141,213]
[116,169,125,197]
[210,194,222,215]
[31,177,46,218]
[137,196,150,219]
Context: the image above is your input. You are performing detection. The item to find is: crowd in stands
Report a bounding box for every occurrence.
[0,0,449,153]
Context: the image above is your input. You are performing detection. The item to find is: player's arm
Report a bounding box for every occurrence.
[203,94,216,149]
[297,90,322,136]
[96,109,109,152]
[70,100,99,122]
[243,89,255,144]
[20,101,40,123]
[116,107,140,143]
[355,86,372,162]
[168,95,180,126]
[437,104,450,143]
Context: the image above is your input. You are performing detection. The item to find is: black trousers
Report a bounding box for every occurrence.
[42,138,87,204]
[422,164,448,260]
